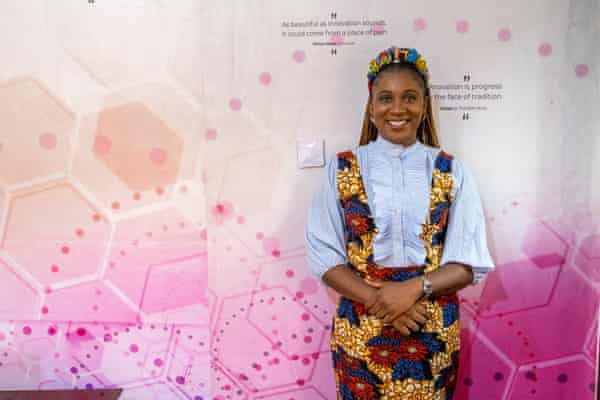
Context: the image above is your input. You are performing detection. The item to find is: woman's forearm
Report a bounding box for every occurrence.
[322,265,377,304]
[323,262,472,309]
[425,262,474,296]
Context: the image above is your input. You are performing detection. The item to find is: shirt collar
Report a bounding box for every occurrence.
[372,135,422,158]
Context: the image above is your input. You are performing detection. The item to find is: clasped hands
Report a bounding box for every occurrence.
[363,277,428,336]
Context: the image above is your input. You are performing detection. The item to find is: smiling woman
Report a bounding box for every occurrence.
[367,66,427,146]
[304,46,495,399]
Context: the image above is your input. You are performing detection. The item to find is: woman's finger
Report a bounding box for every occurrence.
[383,313,394,324]
[367,300,382,316]
[364,278,384,288]
[408,309,427,325]
[404,317,420,332]
[364,292,377,309]
[393,319,411,336]
[383,310,402,324]
[414,303,428,316]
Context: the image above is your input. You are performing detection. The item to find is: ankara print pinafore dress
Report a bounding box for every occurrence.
[331,150,459,400]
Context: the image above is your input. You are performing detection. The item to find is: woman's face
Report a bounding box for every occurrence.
[369,69,426,146]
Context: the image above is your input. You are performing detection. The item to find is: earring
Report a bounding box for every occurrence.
[370,117,375,124]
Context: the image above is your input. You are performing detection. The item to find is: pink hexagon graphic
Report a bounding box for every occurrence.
[168,324,210,362]
[253,254,334,354]
[71,375,110,391]
[8,321,70,385]
[254,255,335,327]
[0,260,40,320]
[212,294,317,393]
[19,336,56,362]
[509,359,595,399]
[2,182,110,288]
[112,322,172,383]
[42,281,138,322]
[105,207,207,321]
[455,329,515,399]
[167,332,210,399]
[469,218,572,316]
[211,208,311,268]
[14,321,60,364]
[476,258,561,317]
[91,102,183,192]
[307,351,336,399]
[60,323,108,374]
[586,323,597,361]
[575,233,600,283]
[0,347,28,389]
[0,78,74,187]
[84,323,172,387]
[208,226,262,297]
[139,254,209,325]
[521,221,569,269]
[307,349,337,399]
[477,265,598,366]
[73,84,201,213]
[211,361,249,400]
[247,287,327,359]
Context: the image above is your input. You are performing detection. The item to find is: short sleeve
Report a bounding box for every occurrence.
[304,156,347,281]
[440,159,495,284]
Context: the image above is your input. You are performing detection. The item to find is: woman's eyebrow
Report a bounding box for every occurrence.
[376,88,421,94]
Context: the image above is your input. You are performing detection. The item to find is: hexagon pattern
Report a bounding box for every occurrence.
[0,78,74,187]
[72,84,201,213]
[0,1,597,399]
[104,207,207,323]
[2,182,110,287]
[92,102,184,192]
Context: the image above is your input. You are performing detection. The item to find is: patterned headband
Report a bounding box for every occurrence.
[367,46,429,91]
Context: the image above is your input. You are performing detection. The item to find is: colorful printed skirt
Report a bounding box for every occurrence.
[330,266,460,400]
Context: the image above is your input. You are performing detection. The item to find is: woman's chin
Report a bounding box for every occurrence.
[380,130,418,146]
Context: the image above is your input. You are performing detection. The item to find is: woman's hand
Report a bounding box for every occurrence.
[364,278,423,324]
[391,301,429,336]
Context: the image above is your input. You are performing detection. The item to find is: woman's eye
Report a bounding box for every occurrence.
[379,96,392,102]
[404,94,418,103]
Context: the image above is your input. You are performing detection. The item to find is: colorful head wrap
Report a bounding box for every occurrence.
[367,46,429,92]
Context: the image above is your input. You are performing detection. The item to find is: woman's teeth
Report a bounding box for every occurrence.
[388,120,408,128]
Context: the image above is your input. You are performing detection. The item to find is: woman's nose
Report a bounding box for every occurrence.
[391,98,407,113]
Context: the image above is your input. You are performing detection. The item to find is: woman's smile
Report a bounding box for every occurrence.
[386,119,410,129]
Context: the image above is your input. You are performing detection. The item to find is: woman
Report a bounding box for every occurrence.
[304,47,494,399]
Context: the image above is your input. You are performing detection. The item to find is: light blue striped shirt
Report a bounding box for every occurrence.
[304,136,494,284]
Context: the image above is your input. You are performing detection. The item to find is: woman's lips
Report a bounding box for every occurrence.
[387,120,409,128]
